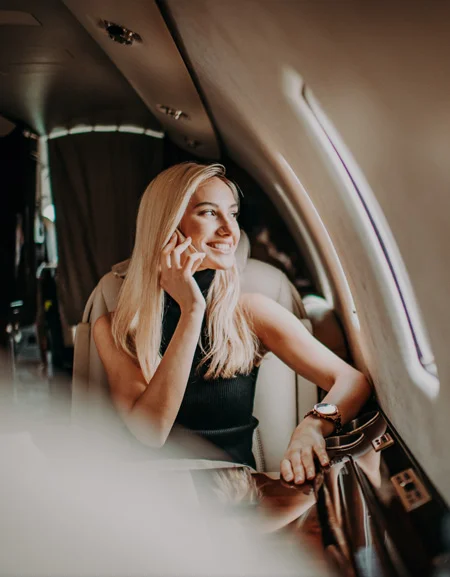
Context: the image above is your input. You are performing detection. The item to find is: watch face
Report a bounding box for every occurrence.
[315,403,338,416]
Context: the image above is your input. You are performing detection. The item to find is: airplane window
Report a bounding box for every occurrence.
[303,87,437,379]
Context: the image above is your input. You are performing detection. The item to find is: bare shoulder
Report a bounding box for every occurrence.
[240,293,284,333]
[240,292,304,344]
[240,292,272,305]
[93,313,114,347]
[240,292,277,315]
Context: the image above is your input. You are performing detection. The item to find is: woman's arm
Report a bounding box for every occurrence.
[243,293,372,483]
[93,232,207,447]
[94,307,204,447]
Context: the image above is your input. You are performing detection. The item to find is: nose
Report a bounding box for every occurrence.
[218,225,232,237]
[217,214,235,236]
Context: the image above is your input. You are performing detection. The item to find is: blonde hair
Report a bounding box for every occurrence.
[112,162,262,382]
[210,467,262,505]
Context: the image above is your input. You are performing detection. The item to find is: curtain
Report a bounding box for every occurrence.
[0,127,37,348]
[48,132,163,326]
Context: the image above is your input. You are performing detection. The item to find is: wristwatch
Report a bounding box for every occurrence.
[304,403,343,434]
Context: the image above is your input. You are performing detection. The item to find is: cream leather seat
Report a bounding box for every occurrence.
[72,232,317,471]
[302,295,350,362]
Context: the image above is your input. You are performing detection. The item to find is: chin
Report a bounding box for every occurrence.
[203,256,236,271]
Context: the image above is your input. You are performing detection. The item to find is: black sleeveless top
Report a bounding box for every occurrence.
[160,269,259,468]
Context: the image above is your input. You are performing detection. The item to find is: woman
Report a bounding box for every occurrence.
[94,162,372,483]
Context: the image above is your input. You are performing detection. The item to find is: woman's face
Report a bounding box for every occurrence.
[178,177,240,271]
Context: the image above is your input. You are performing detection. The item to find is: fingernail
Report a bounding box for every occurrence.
[285,473,293,481]
[307,469,315,479]
[294,475,303,484]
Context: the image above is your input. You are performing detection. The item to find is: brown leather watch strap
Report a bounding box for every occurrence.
[304,408,343,434]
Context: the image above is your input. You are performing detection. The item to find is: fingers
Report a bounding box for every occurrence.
[161,233,177,269]
[281,453,312,484]
[183,252,206,276]
[282,452,307,484]
[281,446,329,484]
[290,452,306,484]
[191,253,206,274]
[300,447,316,481]
[314,442,330,468]
[172,236,193,269]
[162,233,192,270]
[280,458,294,483]
[162,233,177,254]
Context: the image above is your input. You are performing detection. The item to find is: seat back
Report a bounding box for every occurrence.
[302,295,350,362]
[72,233,317,471]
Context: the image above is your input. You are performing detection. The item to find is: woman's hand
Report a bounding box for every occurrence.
[280,416,330,484]
[160,232,207,314]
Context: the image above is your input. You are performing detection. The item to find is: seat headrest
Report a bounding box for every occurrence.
[302,295,350,361]
[111,229,251,278]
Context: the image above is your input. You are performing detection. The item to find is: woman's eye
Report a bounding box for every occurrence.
[231,212,239,219]
[200,209,215,216]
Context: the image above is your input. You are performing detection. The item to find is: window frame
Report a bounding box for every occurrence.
[303,86,437,379]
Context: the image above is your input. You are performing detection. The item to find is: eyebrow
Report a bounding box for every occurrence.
[193,201,239,209]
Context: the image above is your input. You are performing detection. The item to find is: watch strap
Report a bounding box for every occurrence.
[304,408,343,434]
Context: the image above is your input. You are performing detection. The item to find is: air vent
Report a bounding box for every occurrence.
[100,20,142,46]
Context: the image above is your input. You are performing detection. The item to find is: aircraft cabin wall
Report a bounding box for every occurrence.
[165,0,450,501]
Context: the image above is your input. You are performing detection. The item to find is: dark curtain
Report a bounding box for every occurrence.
[0,127,37,348]
[225,159,317,295]
[48,132,163,326]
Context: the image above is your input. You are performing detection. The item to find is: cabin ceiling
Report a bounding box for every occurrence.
[0,0,161,134]
[0,0,220,157]
[60,0,220,158]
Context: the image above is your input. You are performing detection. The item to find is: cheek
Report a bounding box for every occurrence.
[179,218,203,237]
[185,222,208,240]
[179,221,214,249]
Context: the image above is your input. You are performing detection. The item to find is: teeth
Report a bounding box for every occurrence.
[209,243,232,252]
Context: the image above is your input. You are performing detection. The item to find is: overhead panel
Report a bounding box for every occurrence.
[61,0,220,159]
[0,10,41,26]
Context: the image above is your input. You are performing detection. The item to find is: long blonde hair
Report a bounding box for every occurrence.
[112,162,262,382]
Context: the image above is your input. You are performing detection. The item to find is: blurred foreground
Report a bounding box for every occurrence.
[0,387,330,577]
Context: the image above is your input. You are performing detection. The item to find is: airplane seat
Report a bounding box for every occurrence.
[72,230,317,472]
[302,295,350,362]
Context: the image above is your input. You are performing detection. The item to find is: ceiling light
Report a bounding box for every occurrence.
[156,104,189,121]
[100,20,142,46]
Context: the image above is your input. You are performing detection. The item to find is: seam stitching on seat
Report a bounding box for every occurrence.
[276,269,283,303]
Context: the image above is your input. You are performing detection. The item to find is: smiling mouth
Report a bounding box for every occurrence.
[207,242,234,254]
